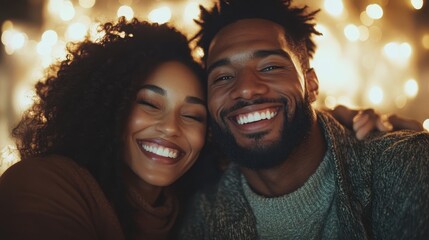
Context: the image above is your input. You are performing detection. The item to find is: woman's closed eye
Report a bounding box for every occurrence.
[137,99,159,109]
[182,114,206,123]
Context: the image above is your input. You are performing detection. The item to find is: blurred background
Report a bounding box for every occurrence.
[1,0,428,174]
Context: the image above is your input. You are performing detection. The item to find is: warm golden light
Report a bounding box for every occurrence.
[366,4,383,20]
[65,22,88,41]
[383,42,412,65]
[358,25,369,41]
[117,5,134,20]
[148,6,172,24]
[411,0,424,9]
[323,0,344,17]
[59,1,76,21]
[395,95,407,109]
[1,20,13,32]
[184,2,200,23]
[423,119,429,131]
[344,24,359,42]
[13,84,36,115]
[404,79,419,98]
[422,34,429,49]
[360,11,374,26]
[1,29,27,55]
[0,145,20,176]
[324,96,337,109]
[36,41,52,56]
[368,86,384,105]
[41,30,58,46]
[79,0,96,9]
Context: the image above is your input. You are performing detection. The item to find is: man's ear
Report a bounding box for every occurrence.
[306,68,319,103]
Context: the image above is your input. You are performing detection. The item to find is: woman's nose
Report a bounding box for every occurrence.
[155,113,180,137]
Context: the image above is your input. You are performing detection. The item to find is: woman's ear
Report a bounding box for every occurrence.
[306,68,319,103]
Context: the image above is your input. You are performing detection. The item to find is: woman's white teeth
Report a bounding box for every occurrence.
[142,144,178,158]
[236,110,277,125]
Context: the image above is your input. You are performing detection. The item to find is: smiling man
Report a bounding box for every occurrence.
[179,0,429,239]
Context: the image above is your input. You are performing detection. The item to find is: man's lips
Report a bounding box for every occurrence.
[137,139,184,164]
[234,107,279,125]
[228,105,281,126]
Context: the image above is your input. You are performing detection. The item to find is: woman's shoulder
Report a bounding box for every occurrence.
[0,155,124,239]
[0,155,86,188]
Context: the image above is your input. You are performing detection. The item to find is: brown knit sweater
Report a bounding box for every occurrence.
[0,155,178,240]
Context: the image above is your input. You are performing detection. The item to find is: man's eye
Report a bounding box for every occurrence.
[214,75,233,83]
[260,65,282,72]
[137,100,159,109]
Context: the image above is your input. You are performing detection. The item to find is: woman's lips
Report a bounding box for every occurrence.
[137,139,184,165]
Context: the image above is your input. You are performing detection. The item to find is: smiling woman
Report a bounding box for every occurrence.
[0,17,213,240]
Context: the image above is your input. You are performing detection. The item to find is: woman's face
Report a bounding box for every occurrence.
[124,61,207,187]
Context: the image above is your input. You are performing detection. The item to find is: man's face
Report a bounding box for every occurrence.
[206,19,315,169]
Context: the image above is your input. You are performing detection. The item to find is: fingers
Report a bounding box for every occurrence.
[388,114,424,131]
[353,111,376,140]
[352,109,393,140]
[376,114,393,132]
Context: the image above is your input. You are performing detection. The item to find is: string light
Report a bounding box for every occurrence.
[117,5,134,20]
[148,6,172,24]
[424,119,429,131]
[323,0,344,17]
[411,0,424,10]
[366,4,383,20]
[404,79,419,98]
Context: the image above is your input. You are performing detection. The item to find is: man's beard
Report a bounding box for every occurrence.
[210,96,314,170]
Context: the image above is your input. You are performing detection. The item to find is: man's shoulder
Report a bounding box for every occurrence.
[365,130,429,156]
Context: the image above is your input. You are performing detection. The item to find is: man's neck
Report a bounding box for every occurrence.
[240,117,326,197]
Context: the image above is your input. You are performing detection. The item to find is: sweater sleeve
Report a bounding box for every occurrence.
[0,156,108,240]
[371,132,429,239]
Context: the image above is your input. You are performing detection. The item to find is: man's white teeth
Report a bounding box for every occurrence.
[236,110,277,125]
[142,144,178,158]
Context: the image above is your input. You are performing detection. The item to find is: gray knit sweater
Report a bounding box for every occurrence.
[179,111,429,240]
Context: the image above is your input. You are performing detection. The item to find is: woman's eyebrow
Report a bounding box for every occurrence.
[140,84,165,95]
[140,84,205,105]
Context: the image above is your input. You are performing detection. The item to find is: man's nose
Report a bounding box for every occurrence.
[230,69,269,100]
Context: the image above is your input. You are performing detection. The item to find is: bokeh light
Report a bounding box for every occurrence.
[366,4,383,20]
[324,0,344,17]
[79,0,96,9]
[148,6,172,24]
[411,0,424,10]
[404,79,419,98]
[424,119,429,131]
[368,86,384,105]
[117,5,134,20]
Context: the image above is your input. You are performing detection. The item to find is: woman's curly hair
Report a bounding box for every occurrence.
[12,17,205,237]
[192,0,321,69]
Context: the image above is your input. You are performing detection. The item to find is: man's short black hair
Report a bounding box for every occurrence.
[193,0,321,69]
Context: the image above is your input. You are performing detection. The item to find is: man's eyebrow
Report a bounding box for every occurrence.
[252,49,292,61]
[139,84,165,95]
[206,58,230,76]
[186,96,206,106]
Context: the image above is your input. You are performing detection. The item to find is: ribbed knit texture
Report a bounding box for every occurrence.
[242,149,339,239]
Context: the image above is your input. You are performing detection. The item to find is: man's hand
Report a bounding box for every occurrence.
[330,105,425,140]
